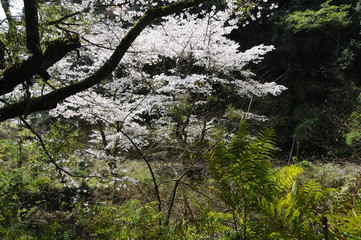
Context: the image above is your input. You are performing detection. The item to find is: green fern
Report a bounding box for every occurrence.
[207,120,276,207]
[259,167,328,239]
[207,120,277,238]
[207,121,331,239]
[272,165,304,194]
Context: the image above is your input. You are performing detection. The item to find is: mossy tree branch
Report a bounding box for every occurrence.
[0,36,81,96]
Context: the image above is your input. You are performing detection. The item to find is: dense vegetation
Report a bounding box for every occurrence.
[234,0,361,159]
[1,120,360,239]
[0,0,361,239]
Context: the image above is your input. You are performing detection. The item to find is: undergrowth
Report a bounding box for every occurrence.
[0,121,360,239]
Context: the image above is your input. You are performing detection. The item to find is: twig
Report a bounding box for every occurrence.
[47,11,83,26]
[160,179,219,207]
[288,134,296,165]
[166,125,239,224]
[120,130,162,213]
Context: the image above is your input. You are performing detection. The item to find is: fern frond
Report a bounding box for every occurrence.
[229,119,250,156]
[272,165,304,194]
[295,179,324,209]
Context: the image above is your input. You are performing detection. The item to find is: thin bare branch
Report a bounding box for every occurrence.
[120,129,162,213]
[166,126,239,224]
[47,11,82,25]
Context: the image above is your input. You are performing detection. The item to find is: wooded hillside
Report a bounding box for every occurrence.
[0,0,360,239]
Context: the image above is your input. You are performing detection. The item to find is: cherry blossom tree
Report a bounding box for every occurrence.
[0,0,211,121]
[0,0,285,166]
[0,0,285,221]
[0,0,284,158]
[0,0,281,121]
[39,1,285,173]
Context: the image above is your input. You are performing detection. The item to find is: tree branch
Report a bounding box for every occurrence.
[46,11,82,26]
[120,129,162,213]
[1,0,15,34]
[24,0,41,55]
[0,0,206,122]
[0,36,81,97]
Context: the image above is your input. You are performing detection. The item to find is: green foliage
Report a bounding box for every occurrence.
[0,118,361,239]
[337,39,361,70]
[189,202,233,239]
[0,165,58,239]
[0,122,38,166]
[234,0,260,19]
[258,166,328,239]
[0,20,26,64]
[346,93,361,146]
[271,165,304,193]
[333,213,361,239]
[1,0,361,238]
[283,0,351,32]
[207,119,276,213]
[206,121,341,239]
[79,200,164,239]
[208,120,277,238]
[42,122,91,176]
[45,122,84,155]
[238,0,361,157]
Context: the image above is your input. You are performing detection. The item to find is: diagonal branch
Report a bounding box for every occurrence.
[0,0,206,122]
[120,128,162,225]
[46,11,82,26]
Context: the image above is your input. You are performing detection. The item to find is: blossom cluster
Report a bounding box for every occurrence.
[50,3,286,160]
